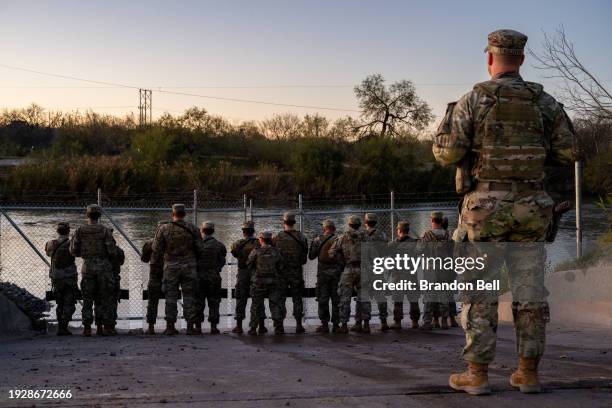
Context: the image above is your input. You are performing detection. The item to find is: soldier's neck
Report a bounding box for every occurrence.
[491,68,521,80]
[284,226,294,231]
[87,219,99,225]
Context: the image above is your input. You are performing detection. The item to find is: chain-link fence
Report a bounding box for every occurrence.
[2,189,588,330]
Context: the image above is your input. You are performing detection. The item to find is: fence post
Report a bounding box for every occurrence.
[249,198,253,221]
[243,194,247,222]
[97,188,102,206]
[193,189,198,227]
[298,193,303,233]
[390,191,395,241]
[575,161,582,258]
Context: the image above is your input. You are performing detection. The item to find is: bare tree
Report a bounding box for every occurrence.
[530,26,612,121]
[259,113,302,140]
[354,74,432,138]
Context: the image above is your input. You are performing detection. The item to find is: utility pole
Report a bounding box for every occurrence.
[139,89,152,126]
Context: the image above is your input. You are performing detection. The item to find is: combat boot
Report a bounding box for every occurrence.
[449,361,491,396]
[195,322,203,334]
[83,324,92,337]
[331,323,340,333]
[295,321,306,334]
[510,357,542,393]
[96,325,107,336]
[380,319,390,332]
[440,318,449,330]
[274,322,285,335]
[210,323,220,335]
[450,316,459,327]
[57,321,71,336]
[105,324,118,336]
[420,321,433,331]
[248,326,258,335]
[433,318,441,329]
[146,323,156,335]
[232,320,244,334]
[362,320,371,334]
[350,321,363,333]
[186,322,200,335]
[336,323,349,334]
[258,319,268,334]
[390,319,402,330]
[164,322,179,335]
[411,319,419,329]
[316,322,330,333]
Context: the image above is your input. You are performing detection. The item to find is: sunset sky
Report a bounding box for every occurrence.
[0,0,610,123]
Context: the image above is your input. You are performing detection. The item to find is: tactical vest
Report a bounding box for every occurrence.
[423,229,450,242]
[276,231,307,266]
[317,234,336,265]
[165,223,196,259]
[51,237,75,269]
[342,231,365,264]
[254,247,278,279]
[200,237,223,270]
[78,224,109,258]
[236,238,258,269]
[473,80,546,183]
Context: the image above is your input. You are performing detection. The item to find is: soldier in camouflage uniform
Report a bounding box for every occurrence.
[273,212,308,334]
[101,245,125,335]
[45,222,78,336]
[433,30,575,395]
[230,221,266,334]
[247,231,285,335]
[329,215,370,334]
[194,221,227,335]
[70,204,118,337]
[419,211,452,331]
[389,221,420,330]
[142,239,163,335]
[308,219,340,333]
[361,213,390,332]
[152,204,203,335]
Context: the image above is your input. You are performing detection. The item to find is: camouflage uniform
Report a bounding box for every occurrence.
[330,219,370,324]
[308,224,340,325]
[247,233,285,329]
[230,227,264,323]
[70,209,118,327]
[389,235,421,324]
[142,240,164,325]
[45,228,78,327]
[195,227,227,326]
[108,246,125,324]
[419,227,452,325]
[362,223,389,323]
[151,211,203,325]
[273,216,308,322]
[433,30,574,365]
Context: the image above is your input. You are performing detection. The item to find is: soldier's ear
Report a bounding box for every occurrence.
[487,52,494,67]
[519,54,525,66]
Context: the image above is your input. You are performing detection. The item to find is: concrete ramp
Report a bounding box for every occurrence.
[0,292,33,334]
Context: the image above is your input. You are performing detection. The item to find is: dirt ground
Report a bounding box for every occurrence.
[1,320,611,408]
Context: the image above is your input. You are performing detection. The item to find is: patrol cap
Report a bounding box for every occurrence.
[322,219,335,228]
[484,29,528,56]
[283,212,296,223]
[57,222,70,232]
[364,213,377,223]
[201,221,214,230]
[431,211,444,219]
[242,221,255,229]
[172,203,186,213]
[86,204,101,215]
[347,215,361,226]
[258,231,273,239]
[397,221,410,230]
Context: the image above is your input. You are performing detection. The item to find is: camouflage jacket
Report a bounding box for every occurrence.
[273,229,308,268]
[308,233,339,275]
[367,227,388,242]
[198,235,227,276]
[70,221,117,261]
[230,236,260,270]
[328,229,369,266]
[151,220,203,265]
[45,235,77,280]
[247,244,285,282]
[433,72,575,185]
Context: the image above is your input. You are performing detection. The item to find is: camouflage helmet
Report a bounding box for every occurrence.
[283,212,296,223]
[258,231,273,240]
[322,219,335,228]
[172,203,186,213]
[242,220,255,230]
[347,215,361,227]
[86,204,101,216]
[431,211,444,219]
[364,213,377,223]
[485,29,528,56]
[201,221,214,230]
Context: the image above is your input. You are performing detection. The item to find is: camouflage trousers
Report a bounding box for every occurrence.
[391,300,421,322]
[355,298,388,322]
[316,269,340,324]
[234,268,265,322]
[282,266,304,321]
[338,265,370,324]
[249,278,283,328]
[458,188,552,364]
[427,302,459,321]
[109,272,121,324]
[163,261,197,324]
[52,276,78,324]
[80,258,115,326]
[423,302,449,323]
[146,266,163,324]
[195,271,222,325]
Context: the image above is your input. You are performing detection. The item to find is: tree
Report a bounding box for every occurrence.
[354,74,432,138]
[530,26,612,121]
[259,113,302,140]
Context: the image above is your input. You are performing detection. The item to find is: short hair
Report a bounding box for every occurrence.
[365,220,377,227]
[493,53,523,66]
[174,209,186,217]
[57,225,70,235]
[432,217,444,225]
[202,228,214,235]
[242,227,255,235]
[284,219,296,226]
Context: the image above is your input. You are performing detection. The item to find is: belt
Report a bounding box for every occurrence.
[475,181,543,192]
